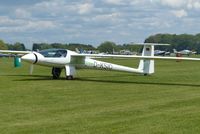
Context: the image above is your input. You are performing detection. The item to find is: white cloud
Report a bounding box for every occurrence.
[31,0,95,16]
[171,9,188,18]
[103,0,148,6]
[32,0,68,15]
[187,0,200,10]
[25,20,56,30]
[15,8,31,18]
[92,13,121,22]
[77,3,94,14]
[158,0,186,8]
[131,0,150,5]
[0,16,56,33]
[103,0,124,5]
[0,16,24,26]
[194,1,200,9]
[152,0,200,10]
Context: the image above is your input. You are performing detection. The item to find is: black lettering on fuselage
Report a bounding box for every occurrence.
[94,61,112,70]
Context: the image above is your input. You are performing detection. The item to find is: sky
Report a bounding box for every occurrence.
[0,0,200,49]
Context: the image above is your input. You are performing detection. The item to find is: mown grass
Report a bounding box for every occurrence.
[0,57,200,134]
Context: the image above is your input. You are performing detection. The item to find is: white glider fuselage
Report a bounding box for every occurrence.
[21,50,143,74]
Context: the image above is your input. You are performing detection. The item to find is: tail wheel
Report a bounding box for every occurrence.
[52,67,62,79]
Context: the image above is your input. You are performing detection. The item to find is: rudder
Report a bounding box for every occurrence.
[138,45,155,75]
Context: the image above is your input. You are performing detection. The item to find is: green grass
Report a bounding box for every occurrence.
[1,57,200,134]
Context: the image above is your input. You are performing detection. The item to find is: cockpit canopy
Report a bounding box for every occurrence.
[39,49,67,57]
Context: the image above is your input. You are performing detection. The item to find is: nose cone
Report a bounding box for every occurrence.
[21,53,36,63]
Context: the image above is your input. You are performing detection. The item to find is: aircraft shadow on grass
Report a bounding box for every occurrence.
[4,74,200,88]
[5,74,52,81]
[76,79,200,87]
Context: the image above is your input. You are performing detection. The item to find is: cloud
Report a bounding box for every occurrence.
[171,9,188,18]
[92,12,121,23]
[0,16,25,26]
[31,0,95,16]
[103,0,124,5]
[15,8,31,18]
[0,0,200,48]
[155,0,186,8]
[76,3,94,14]
[152,0,200,10]
[187,0,200,10]
[0,16,56,33]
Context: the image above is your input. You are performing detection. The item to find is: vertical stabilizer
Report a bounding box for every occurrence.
[138,45,155,75]
[173,49,177,53]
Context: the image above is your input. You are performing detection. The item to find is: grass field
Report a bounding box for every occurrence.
[1,57,200,134]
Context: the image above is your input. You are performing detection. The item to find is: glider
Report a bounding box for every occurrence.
[1,43,200,80]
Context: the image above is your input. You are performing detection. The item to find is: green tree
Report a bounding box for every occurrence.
[0,40,8,50]
[32,43,52,51]
[13,42,26,51]
[97,41,117,53]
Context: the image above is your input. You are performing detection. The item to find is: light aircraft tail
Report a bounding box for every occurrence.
[173,49,177,53]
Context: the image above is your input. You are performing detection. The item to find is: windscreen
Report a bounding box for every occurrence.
[39,49,67,57]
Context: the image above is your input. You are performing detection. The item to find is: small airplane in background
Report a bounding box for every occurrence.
[154,50,170,56]
[173,49,197,56]
[0,53,9,57]
[0,53,15,57]
[1,43,200,80]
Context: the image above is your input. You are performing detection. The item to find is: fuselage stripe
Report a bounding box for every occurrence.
[33,53,38,64]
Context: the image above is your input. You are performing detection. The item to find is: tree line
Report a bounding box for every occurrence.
[145,33,200,53]
[0,40,142,53]
[32,43,96,51]
[97,34,200,53]
[1,33,200,53]
[27,41,143,54]
[0,40,26,51]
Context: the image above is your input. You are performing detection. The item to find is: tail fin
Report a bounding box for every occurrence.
[138,45,155,75]
[173,49,177,53]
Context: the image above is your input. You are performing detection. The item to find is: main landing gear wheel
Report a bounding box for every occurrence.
[52,67,62,79]
[66,75,73,80]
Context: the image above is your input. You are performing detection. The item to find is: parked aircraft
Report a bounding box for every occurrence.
[154,50,170,56]
[1,43,200,80]
[173,49,197,56]
[0,53,14,57]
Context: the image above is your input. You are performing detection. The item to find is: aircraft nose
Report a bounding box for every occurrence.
[21,53,36,63]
